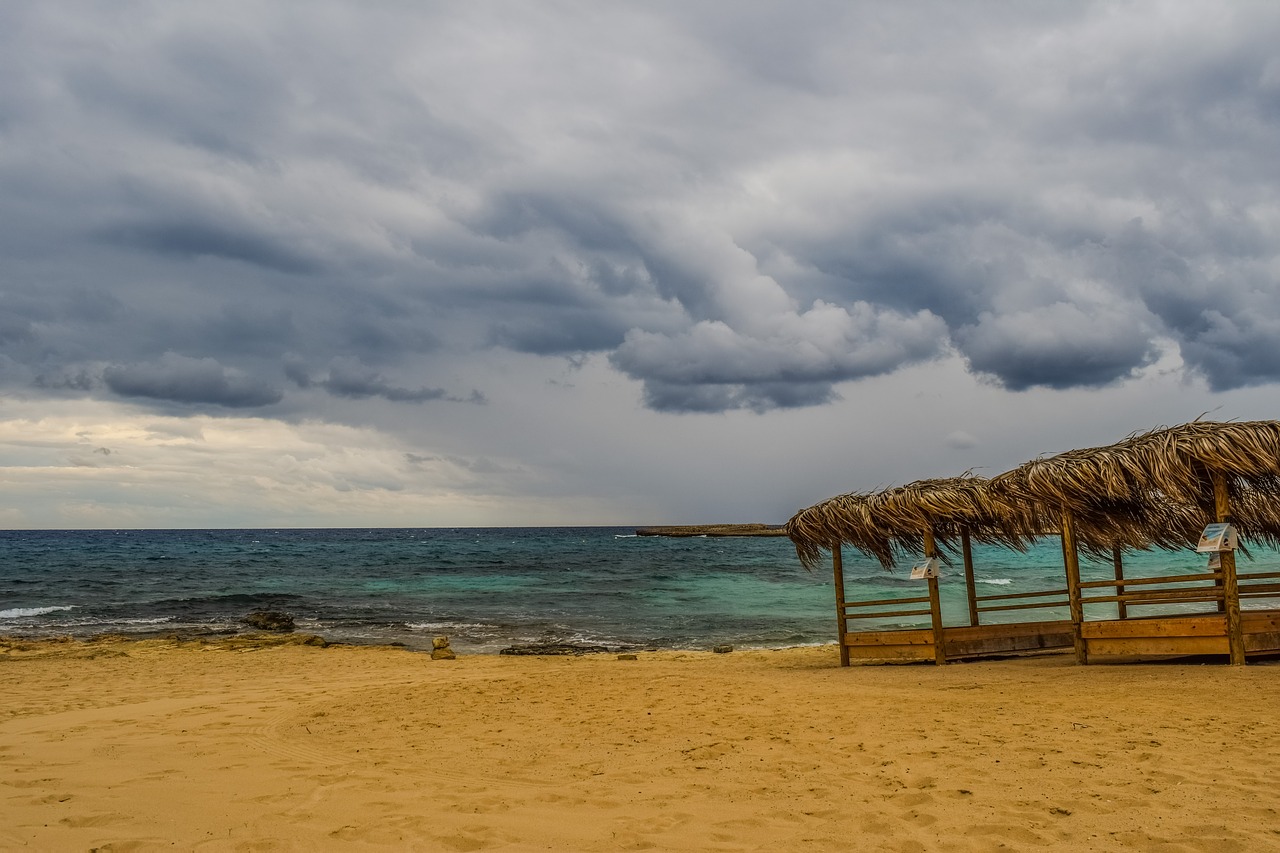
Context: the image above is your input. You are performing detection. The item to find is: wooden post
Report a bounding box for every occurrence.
[1212,471,1246,666]
[1210,475,1228,616]
[832,545,850,667]
[962,528,979,627]
[1061,510,1087,665]
[1112,546,1127,620]
[923,528,946,666]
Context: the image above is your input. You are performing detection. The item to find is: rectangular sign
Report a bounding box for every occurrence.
[910,557,940,579]
[1196,523,1237,553]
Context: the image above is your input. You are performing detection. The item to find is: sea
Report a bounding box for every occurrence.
[2,528,1277,653]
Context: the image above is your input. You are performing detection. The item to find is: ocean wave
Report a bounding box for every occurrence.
[148,592,305,610]
[977,578,1013,585]
[0,605,75,619]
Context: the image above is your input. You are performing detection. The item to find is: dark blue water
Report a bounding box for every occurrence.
[1,528,1276,652]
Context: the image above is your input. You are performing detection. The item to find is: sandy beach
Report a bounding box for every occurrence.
[2,636,1278,852]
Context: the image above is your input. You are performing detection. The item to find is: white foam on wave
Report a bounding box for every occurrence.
[0,605,75,620]
[977,578,1013,585]
[614,534,638,538]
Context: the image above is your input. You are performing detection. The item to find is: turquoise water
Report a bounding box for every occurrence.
[1,528,1275,652]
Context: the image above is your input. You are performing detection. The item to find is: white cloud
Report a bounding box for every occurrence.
[0,399,615,527]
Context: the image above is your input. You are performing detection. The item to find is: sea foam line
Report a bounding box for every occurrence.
[0,605,75,619]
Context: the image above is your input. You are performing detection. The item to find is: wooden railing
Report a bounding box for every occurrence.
[973,587,1069,615]
[1238,570,1280,599]
[842,585,1076,625]
[832,560,1280,667]
[841,569,1280,628]
[1079,571,1224,612]
[1074,568,1280,616]
[840,594,933,623]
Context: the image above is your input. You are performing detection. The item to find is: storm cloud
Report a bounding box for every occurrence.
[2,2,1280,527]
[287,357,485,405]
[2,2,1279,418]
[103,353,282,408]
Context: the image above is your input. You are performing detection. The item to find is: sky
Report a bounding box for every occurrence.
[2,1,1280,529]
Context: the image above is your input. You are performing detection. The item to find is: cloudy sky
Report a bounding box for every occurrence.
[2,1,1279,528]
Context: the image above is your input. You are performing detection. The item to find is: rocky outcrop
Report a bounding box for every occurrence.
[431,635,456,660]
[634,524,786,537]
[499,643,611,656]
[242,610,296,632]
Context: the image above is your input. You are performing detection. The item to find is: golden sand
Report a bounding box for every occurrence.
[2,636,1278,852]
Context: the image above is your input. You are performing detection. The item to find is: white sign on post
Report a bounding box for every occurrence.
[910,557,940,579]
[1196,523,1238,553]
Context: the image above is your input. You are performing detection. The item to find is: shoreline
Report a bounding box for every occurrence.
[4,636,1279,851]
[0,630,833,656]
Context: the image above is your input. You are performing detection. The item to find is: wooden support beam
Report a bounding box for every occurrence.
[1080,615,1225,638]
[962,528,979,627]
[1080,572,1221,588]
[923,528,946,666]
[845,607,933,619]
[1212,471,1246,666]
[1061,510,1088,665]
[1112,546,1127,620]
[975,587,1070,602]
[977,599,1073,613]
[1086,588,1224,605]
[844,594,932,608]
[832,546,850,667]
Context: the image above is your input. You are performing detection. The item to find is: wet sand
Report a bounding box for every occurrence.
[2,635,1278,851]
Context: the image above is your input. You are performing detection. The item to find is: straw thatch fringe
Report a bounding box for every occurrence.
[786,420,1280,570]
[785,475,1040,570]
[995,420,1280,550]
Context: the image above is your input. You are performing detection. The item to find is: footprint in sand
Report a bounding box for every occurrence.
[681,742,734,761]
[59,812,129,828]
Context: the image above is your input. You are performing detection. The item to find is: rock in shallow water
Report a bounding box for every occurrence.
[499,643,611,656]
[242,610,295,632]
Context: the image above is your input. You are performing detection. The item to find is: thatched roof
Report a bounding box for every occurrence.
[787,420,1280,571]
[785,475,1040,570]
[993,420,1280,551]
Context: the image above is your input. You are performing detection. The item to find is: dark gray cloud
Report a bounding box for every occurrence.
[611,303,947,411]
[101,220,318,274]
[640,379,839,415]
[102,353,283,408]
[956,304,1159,391]
[1179,311,1280,391]
[287,358,485,405]
[0,0,1278,424]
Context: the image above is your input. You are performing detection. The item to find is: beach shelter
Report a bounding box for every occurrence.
[993,420,1280,665]
[786,475,1052,665]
